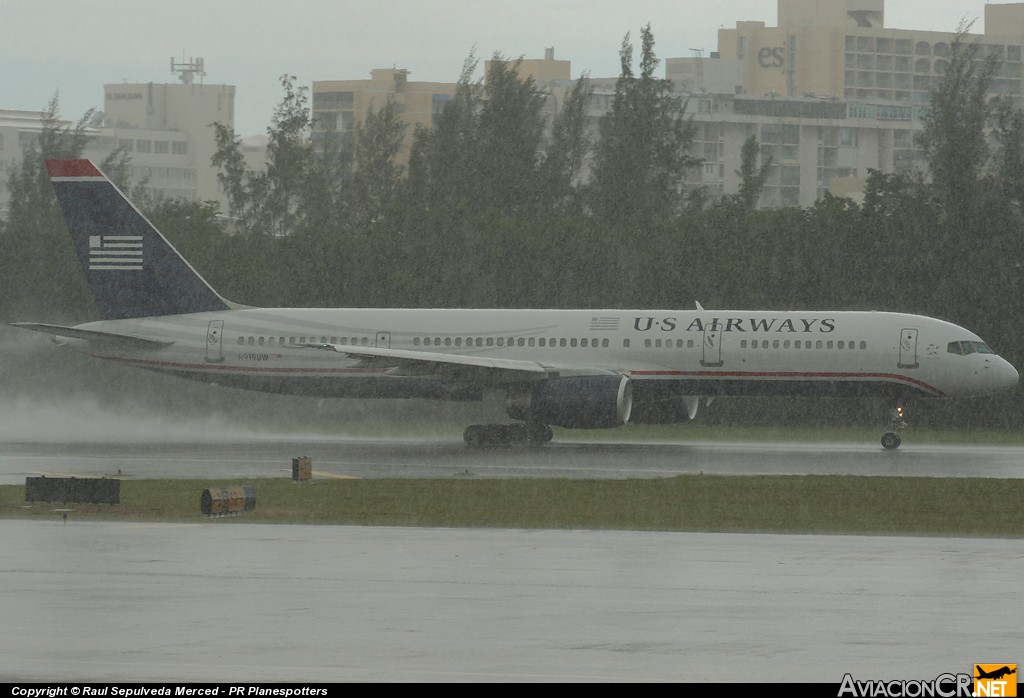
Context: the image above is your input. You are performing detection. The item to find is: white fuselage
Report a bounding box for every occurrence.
[69,308,1019,402]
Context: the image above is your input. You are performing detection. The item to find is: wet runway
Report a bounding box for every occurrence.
[2,437,1021,683]
[2,520,1021,683]
[1,436,1024,484]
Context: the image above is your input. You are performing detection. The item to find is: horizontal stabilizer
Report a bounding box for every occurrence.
[9,323,173,350]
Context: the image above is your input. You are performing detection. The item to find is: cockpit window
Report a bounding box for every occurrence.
[948,340,994,355]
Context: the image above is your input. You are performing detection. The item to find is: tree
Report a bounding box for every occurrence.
[350,97,407,226]
[211,75,323,237]
[408,53,548,219]
[916,26,998,223]
[733,135,773,212]
[589,25,702,228]
[539,75,592,214]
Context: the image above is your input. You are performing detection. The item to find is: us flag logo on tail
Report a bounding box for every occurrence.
[89,235,143,271]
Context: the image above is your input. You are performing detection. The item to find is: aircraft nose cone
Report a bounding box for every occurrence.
[1000,359,1020,391]
[987,357,1020,393]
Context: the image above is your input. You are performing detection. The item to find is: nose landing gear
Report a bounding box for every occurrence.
[881,399,908,450]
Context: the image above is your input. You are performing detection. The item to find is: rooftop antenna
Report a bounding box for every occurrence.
[690,47,705,58]
[170,56,206,84]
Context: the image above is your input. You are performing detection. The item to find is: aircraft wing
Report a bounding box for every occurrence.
[8,323,174,350]
[301,343,619,383]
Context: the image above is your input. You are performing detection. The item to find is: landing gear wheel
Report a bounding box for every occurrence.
[881,431,902,450]
[506,423,529,445]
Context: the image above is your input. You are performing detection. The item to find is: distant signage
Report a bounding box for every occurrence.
[758,46,785,68]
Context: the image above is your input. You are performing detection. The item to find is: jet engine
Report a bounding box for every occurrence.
[507,375,633,429]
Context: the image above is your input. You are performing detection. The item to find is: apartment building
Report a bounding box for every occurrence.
[669,0,1024,206]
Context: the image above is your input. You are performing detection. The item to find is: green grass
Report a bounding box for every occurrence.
[3,475,1022,538]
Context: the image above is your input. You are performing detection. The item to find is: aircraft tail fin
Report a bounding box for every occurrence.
[45,159,233,320]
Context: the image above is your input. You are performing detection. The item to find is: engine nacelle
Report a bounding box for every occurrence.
[628,396,701,424]
[507,375,632,429]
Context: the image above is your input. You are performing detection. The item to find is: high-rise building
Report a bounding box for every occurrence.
[0,59,243,220]
[665,0,1024,207]
[102,59,236,204]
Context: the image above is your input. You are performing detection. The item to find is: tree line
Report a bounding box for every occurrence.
[2,27,1022,427]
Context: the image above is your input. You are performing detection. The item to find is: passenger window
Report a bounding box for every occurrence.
[258,337,265,346]
[603,339,609,348]
[570,338,578,347]
[582,338,589,348]
[414,338,420,346]
[518,338,525,347]
[826,341,833,349]
[454,337,462,347]
[741,340,748,349]
[486,338,493,346]
[237,337,244,345]
[249,337,255,345]
[773,340,780,349]
[783,340,790,349]
[623,339,630,348]
[860,341,867,350]
[816,340,823,349]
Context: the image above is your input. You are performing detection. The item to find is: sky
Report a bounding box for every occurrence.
[0,0,1001,136]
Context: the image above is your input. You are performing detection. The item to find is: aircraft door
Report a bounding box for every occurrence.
[375,331,391,348]
[205,320,224,363]
[898,328,919,369]
[700,324,723,367]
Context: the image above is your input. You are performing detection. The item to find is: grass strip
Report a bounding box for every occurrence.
[2,475,1021,538]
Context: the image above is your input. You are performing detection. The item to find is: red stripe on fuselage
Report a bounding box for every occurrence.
[45,159,104,178]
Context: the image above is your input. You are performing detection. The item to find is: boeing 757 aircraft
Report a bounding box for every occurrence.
[10,159,1019,448]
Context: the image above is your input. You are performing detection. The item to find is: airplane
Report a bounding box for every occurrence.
[975,666,1017,681]
[8,159,1019,449]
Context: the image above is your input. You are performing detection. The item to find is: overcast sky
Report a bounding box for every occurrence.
[1,0,1000,136]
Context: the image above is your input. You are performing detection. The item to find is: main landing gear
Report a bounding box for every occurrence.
[463,422,554,448]
[881,399,908,450]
